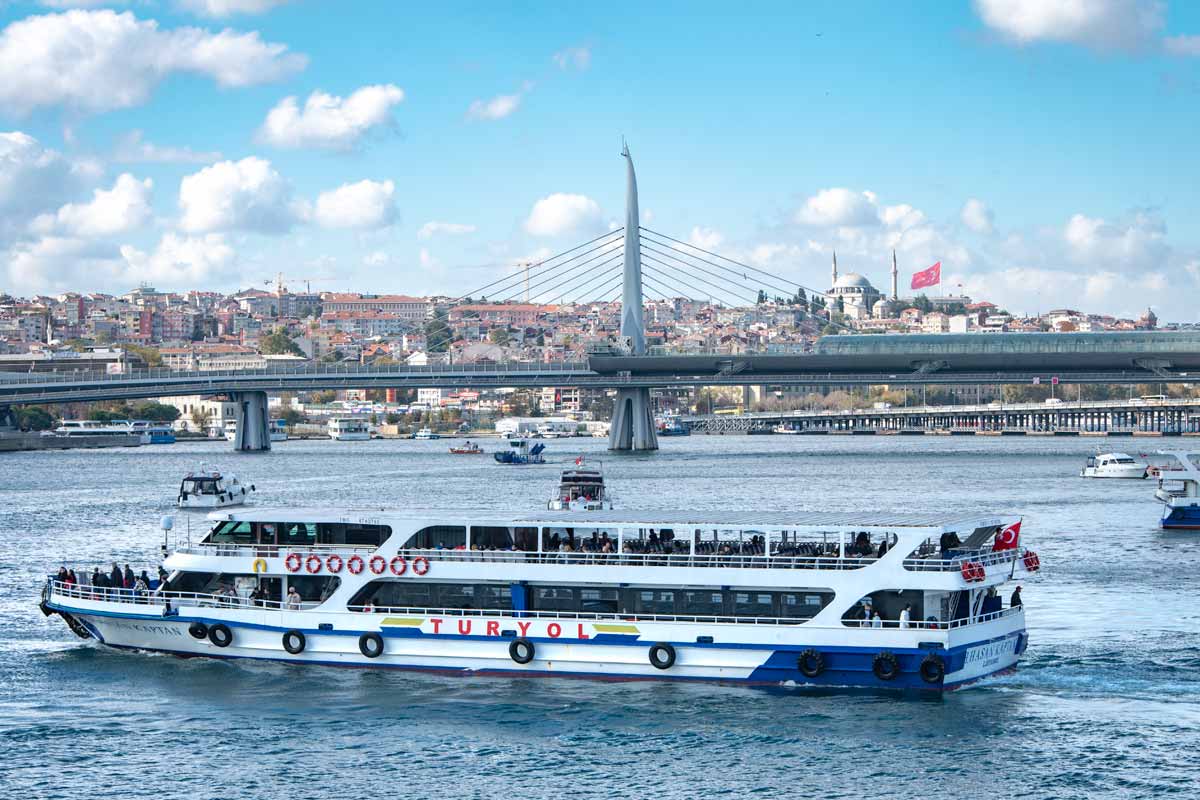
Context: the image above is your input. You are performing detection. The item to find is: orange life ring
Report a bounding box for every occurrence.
[1023,551,1041,572]
[412,556,430,576]
[389,556,407,576]
[326,554,344,574]
[285,553,303,573]
[347,555,365,575]
[960,560,985,582]
[305,554,322,574]
[369,555,387,575]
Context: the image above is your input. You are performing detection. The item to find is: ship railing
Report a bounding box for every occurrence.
[174,542,379,558]
[45,579,321,611]
[902,547,1024,572]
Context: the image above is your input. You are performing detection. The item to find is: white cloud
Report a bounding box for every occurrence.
[972,0,1165,52]
[175,0,293,17]
[258,84,405,150]
[552,46,591,70]
[364,250,390,267]
[178,157,300,234]
[961,198,995,233]
[0,10,307,115]
[313,179,397,229]
[34,173,152,237]
[688,226,724,250]
[418,221,476,239]
[1063,210,1167,266]
[795,188,879,227]
[119,232,237,285]
[524,193,602,237]
[881,203,926,231]
[1164,35,1200,56]
[0,131,85,222]
[467,82,533,121]
[113,130,222,164]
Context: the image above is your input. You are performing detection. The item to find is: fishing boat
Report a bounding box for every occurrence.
[548,460,614,510]
[449,441,484,455]
[176,470,255,509]
[39,507,1038,690]
[1153,451,1200,529]
[414,428,440,440]
[1079,452,1147,479]
[657,417,690,437]
[494,439,545,464]
[772,424,801,435]
[328,418,370,441]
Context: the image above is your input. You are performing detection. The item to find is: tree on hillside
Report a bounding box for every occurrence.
[260,330,305,357]
[17,407,54,431]
[425,312,452,353]
[132,402,180,422]
[488,327,511,346]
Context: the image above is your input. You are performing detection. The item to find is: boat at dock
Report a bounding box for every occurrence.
[494,439,545,464]
[548,460,614,510]
[1152,451,1200,529]
[1080,452,1147,479]
[656,417,690,437]
[328,418,371,441]
[414,428,440,440]
[53,419,146,447]
[227,419,288,443]
[39,507,1037,689]
[176,470,255,509]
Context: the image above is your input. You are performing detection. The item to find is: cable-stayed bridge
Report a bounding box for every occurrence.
[4,148,1200,451]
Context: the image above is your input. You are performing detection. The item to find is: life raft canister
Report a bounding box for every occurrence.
[304,554,322,574]
[389,556,407,576]
[368,555,387,575]
[412,556,430,576]
[325,554,344,574]
[1023,550,1041,572]
[347,555,365,575]
[284,553,303,573]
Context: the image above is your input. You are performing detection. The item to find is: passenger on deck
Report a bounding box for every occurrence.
[92,567,105,589]
[899,603,912,629]
[123,564,135,587]
[361,596,375,613]
[876,538,889,558]
[286,586,301,610]
[56,567,68,583]
[870,612,883,628]
[138,570,151,588]
[66,569,78,585]
[133,575,148,594]
[110,563,123,589]
[1010,586,1023,608]
[939,531,962,559]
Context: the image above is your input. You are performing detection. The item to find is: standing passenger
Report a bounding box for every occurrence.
[1010,586,1023,608]
[286,586,301,610]
[899,604,912,629]
[871,612,883,628]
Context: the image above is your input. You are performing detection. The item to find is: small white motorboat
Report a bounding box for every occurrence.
[177,470,255,509]
[548,459,614,511]
[414,428,440,440]
[1080,452,1147,479]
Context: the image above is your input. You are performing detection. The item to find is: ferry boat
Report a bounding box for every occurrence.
[54,419,145,446]
[39,507,1037,690]
[177,471,255,509]
[1153,451,1200,529]
[548,461,614,511]
[229,419,288,442]
[1080,452,1147,479]
[494,439,545,464]
[414,428,440,440]
[328,418,371,441]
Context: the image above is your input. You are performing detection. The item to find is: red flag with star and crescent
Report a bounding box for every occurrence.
[911,261,941,290]
[992,521,1021,551]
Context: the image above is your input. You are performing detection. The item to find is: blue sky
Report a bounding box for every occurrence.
[1,0,1198,318]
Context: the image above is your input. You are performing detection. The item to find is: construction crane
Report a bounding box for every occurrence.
[261,272,336,296]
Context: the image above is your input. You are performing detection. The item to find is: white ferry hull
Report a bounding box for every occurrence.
[331,433,371,441]
[1080,466,1146,479]
[46,595,1024,691]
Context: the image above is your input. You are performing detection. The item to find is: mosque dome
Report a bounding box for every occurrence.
[833,272,875,290]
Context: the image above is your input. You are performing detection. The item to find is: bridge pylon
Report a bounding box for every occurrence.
[230,391,271,451]
[608,145,659,452]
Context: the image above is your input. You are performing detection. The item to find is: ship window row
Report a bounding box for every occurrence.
[348,580,833,620]
[206,521,392,547]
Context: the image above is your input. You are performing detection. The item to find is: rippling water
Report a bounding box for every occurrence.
[2,435,1197,798]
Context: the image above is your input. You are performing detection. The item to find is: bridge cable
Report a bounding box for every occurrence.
[640,242,773,302]
[517,254,623,306]
[641,255,759,306]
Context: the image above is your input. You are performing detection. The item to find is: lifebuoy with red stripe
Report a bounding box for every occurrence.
[960,560,985,582]
[1023,550,1041,572]
[347,555,365,575]
[285,553,302,573]
[305,554,322,574]
[369,555,386,575]
[326,554,343,574]
[412,556,430,576]
[389,556,407,576]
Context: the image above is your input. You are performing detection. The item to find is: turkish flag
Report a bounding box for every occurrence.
[911,262,941,290]
[992,521,1021,551]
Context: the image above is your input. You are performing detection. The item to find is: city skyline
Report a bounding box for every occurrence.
[1,1,1198,319]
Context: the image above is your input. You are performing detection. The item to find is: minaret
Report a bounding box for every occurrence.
[891,249,899,300]
[831,251,838,287]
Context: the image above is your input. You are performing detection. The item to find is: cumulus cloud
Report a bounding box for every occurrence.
[688,226,724,250]
[33,173,152,237]
[0,131,86,223]
[795,188,880,227]
[113,130,222,164]
[363,250,390,267]
[467,82,533,121]
[0,10,307,115]
[176,0,293,17]
[119,232,236,285]
[524,193,603,237]
[313,179,397,229]
[972,0,1165,52]
[178,157,301,234]
[1063,210,1167,266]
[961,198,995,233]
[418,221,476,239]
[553,46,591,70]
[258,84,405,150]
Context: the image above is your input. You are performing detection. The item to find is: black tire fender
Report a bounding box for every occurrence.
[282,630,306,655]
[919,654,946,685]
[208,623,233,648]
[509,637,535,664]
[649,642,676,670]
[188,622,209,640]
[872,650,900,681]
[797,648,824,678]
[358,632,384,658]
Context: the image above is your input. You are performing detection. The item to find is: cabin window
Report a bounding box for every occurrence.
[404,525,466,550]
[436,583,477,609]
[206,521,254,545]
[632,589,677,615]
[679,589,725,616]
[317,523,391,547]
[476,584,513,610]
[579,587,620,614]
[164,571,217,593]
[779,592,833,619]
[348,581,512,610]
[533,586,576,611]
[288,575,340,603]
[732,592,775,618]
[278,522,317,548]
[470,526,514,550]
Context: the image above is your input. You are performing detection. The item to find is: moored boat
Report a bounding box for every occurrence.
[1152,451,1200,529]
[1080,452,1147,479]
[494,439,545,464]
[39,507,1038,690]
[328,418,371,441]
[177,470,255,509]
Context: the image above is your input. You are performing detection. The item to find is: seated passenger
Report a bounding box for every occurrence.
[362,596,375,613]
[939,531,962,558]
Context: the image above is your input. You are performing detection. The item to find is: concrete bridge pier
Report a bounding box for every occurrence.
[0,405,16,431]
[230,391,271,452]
[609,387,658,451]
